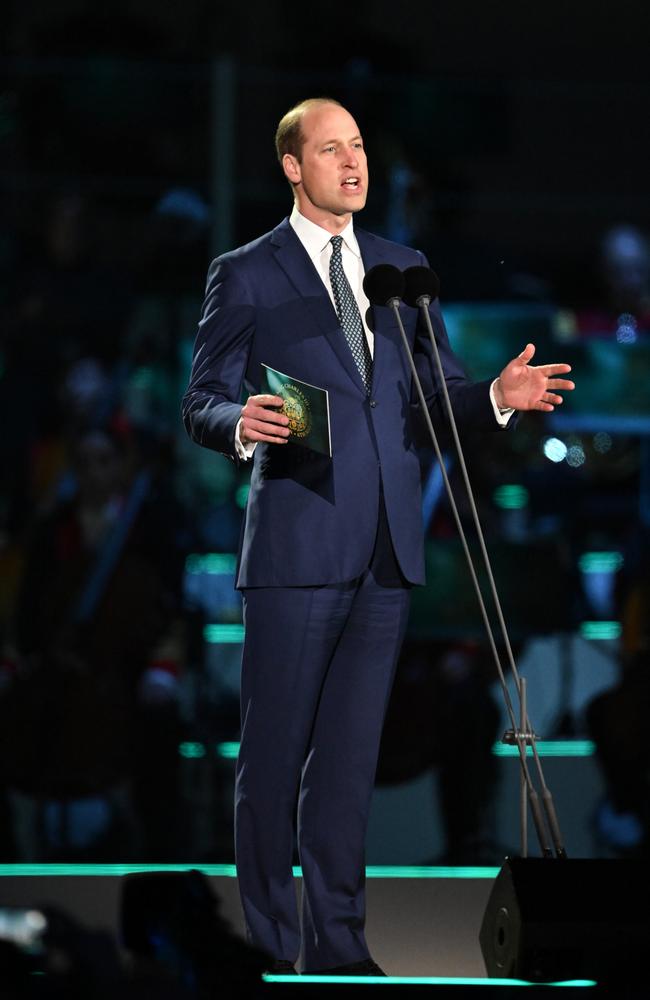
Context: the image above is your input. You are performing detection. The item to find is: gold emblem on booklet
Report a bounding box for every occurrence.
[281,383,312,439]
[260,364,332,457]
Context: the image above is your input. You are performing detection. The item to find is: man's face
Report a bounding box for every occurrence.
[283,103,368,231]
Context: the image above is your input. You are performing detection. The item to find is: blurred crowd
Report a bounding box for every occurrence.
[0,190,215,861]
[1,39,650,865]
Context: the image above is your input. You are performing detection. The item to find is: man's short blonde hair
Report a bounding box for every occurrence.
[275,97,342,164]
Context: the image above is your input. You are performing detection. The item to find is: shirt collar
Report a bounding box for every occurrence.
[289,205,361,259]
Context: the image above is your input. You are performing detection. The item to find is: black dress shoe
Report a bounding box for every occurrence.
[267,959,297,974]
[308,958,386,976]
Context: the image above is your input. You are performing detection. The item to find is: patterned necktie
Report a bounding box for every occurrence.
[329,235,373,392]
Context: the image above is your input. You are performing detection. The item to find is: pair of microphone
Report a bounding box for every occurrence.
[362,261,566,859]
[362,264,440,309]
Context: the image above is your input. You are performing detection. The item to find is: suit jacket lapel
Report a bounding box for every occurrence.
[271,219,366,393]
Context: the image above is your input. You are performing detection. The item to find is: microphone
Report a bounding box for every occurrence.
[362,264,405,306]
[402,266,440,307]
[366,259,564,860]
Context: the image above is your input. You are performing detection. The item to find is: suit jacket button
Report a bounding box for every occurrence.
[370,399,377,408]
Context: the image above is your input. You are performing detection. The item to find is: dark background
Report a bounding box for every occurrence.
[0,1,649,865]
[3,2,649,286]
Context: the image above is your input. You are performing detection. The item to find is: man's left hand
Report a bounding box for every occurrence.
[494,342,575,412]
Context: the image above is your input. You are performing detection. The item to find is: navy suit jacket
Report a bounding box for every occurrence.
[183,217,498,588]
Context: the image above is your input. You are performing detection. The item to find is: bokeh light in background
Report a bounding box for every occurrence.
[0,1,649,869]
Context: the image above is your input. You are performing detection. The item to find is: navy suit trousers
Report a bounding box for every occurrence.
[235,500,411,970]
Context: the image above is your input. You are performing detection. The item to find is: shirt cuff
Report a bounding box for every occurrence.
[490,379,515,427]
[235,418,257,461]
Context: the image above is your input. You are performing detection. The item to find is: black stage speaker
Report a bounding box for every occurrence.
[480,857,649,984]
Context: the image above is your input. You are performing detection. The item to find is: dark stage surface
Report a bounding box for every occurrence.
[0,864,606,993]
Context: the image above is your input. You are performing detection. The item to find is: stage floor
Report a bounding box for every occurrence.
[0,864,494,977]
[0,865,604,991]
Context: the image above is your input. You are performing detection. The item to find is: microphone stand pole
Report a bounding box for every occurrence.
[414,292,566,859]
[385,292,564,859]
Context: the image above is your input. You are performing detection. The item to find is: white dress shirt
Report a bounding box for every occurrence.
[288,206,375,357]
[235,207,511,458]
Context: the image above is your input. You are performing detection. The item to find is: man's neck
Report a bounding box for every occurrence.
[293,204,352,236]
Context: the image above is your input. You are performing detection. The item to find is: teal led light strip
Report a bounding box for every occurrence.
[185,553,237,575]
[580,621,621,640]
[0,864,239,877]
[493,484,529,510]
[578,551,623,574]
[362,866,499,879]
[203,623,245,643]
[178,741,239,759]
[492,741,595,758]
[181,740,596,761]
[179,741,206,759]
[265,974,596,986]
[0,864,499,879]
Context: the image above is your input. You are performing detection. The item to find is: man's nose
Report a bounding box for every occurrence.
[343,147,359,167]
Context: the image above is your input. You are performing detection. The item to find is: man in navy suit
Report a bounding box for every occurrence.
[182,98,573,975]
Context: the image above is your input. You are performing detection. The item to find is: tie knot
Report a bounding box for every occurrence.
[330,235,343,254]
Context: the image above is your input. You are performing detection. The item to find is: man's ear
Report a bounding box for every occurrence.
[282,153,301,186]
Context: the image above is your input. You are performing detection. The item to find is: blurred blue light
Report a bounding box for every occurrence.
[543,438,567,463]
[616,313,638,344]
[593,432,612,454]
[566,443,586,468]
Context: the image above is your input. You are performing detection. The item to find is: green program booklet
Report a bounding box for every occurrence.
[260,363,332,457]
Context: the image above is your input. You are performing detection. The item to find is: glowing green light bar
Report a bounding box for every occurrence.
[578,551,623,574]
[265,974,596,986]
[178,742,239,759]
[580,621,622,640]
[0,864,501,879]
[179,741,206,759]
[492,740,595,757]
[195,739,596,761]
[203,624,245,643]
[185,553,237,575]
[0,864,239,877]
[288,866,499,879]
[493,484,529,509]
[363,866,499,879]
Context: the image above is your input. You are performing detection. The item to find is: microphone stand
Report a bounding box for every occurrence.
[373,274,648,983]
[384,289,566,859]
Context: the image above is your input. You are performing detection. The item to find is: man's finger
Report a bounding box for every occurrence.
[244,406,290,426]
[242,396,290,424]
[242,417,290,437]
[518,342,536,362]
[247,431,289,444]
[241,421,289,444]
[250,393,285,407]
